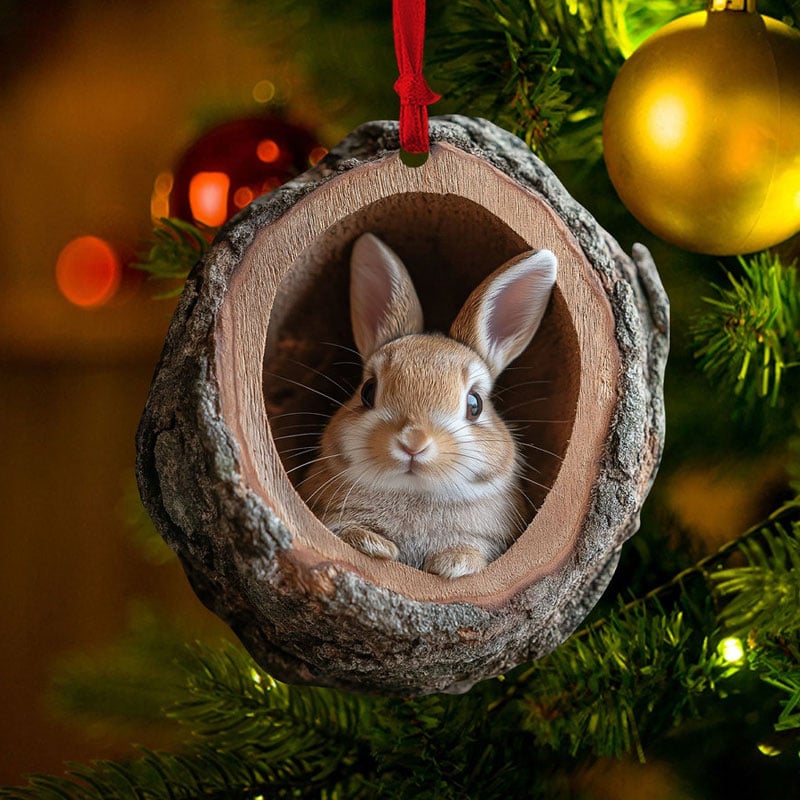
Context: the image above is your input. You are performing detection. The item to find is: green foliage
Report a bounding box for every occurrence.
[229,0,402,130]
[431,0,573,154]
[173,643,372,757]
[0,743,346,800]
[693,253,800,410]
[510,607,722,763]
[753,638,800,733]
[132,218,213,297]
[429,0,702,160]
[48,605,194,729]
[711,522,800,640]
[8,519,800,799]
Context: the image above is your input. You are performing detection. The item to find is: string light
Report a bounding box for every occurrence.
[719,636,745,664]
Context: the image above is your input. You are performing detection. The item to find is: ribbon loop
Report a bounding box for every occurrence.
[393,0,439,155]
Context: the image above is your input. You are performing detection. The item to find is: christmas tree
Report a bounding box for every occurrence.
[3,0,800,797]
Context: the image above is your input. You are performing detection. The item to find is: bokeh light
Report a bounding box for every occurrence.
[308,146,328,166]
[151,171,174,220]
[719,636,745,664]
[252,79,276,104]
[189,172,230,227]
[256,138,280,163]
[55,236,122,308]
[233,186,255,208]
[169,116,320,226]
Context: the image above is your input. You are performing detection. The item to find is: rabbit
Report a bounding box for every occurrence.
[300,233,557,579]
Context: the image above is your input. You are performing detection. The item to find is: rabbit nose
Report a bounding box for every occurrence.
[399,428,432,456]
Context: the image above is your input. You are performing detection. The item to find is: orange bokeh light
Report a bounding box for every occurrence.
[233,186,255,208]
[308,146,328,166]
[256,138,281,163]
[189,171,230,226]
[55,236,122,308]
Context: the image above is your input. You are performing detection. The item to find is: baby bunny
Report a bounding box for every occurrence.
[301,233,557,578]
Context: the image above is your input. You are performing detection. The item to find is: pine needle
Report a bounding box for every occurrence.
[692,253,800,410]
[711,522,800,640]
[132,218,214,298]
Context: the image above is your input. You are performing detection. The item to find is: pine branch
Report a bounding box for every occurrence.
[491,504,800,737]
[9,641,379,799]
[173,642,374,751]
[430,0,574,154]
[710,522,800,640]
[429,0,701,160]
[0,742,360,800]
[692,253,800,410]
[508,607,725,763]
[753,638,800,733]
[120,473,176,565]
[132,218,214,298]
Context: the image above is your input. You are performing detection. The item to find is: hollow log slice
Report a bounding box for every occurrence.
[136,115,669,695]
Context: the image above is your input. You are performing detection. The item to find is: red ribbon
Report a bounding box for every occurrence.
[393,0,441,154]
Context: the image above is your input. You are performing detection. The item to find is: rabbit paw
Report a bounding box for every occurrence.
[338,525,399,561]
[424,547,487,579]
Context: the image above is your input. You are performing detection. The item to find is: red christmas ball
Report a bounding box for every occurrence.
[168,116,323,227]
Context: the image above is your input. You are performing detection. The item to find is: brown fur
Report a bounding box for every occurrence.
[300,234,556,579]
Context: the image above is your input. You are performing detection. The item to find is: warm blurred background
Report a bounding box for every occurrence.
[1,0,798,795]
[0,0,344,781]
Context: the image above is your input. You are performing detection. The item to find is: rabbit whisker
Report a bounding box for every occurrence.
[272,431,326,442]
[284,453,341,477]
[493,379,553,398]
[280,445,320,457]
[264,371,346,409]
[501,366,552,375]
[513,440,564,461]
[506,417,573,425]
[320,340,363,359]
[335,463,377,530]
[516,473,561,497]
[515,486,541,525]
[286,357,356,397]
[300,464,353,507]
[269,410,334,422]
[271,425,328,438]
[500,398,552,415]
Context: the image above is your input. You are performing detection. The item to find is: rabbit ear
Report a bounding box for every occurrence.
[350,233,424,359]
[450,249,557,379]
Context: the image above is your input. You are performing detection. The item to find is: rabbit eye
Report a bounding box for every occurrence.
[360,377,377,409]
[466,390,483,420]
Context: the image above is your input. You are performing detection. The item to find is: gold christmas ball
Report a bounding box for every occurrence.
[603,3,800,255]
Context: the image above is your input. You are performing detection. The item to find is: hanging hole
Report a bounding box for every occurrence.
[400,149,430,168]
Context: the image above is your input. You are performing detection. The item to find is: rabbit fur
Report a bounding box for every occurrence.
[300,233,557,579]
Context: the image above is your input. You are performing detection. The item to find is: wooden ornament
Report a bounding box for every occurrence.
[136,115,669,695]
